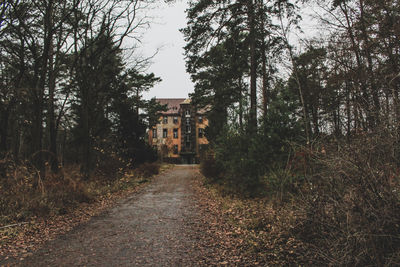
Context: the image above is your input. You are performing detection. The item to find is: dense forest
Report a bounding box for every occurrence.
[183,0,400,265]
[1,0,400,265]
[0,0,168,175]
[0,0,166,227]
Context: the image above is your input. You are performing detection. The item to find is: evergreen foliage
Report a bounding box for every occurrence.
[0,0,163,179]
[187,0,400,264]
[184,0,303,194]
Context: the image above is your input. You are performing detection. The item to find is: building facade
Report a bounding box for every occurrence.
[148,98,208,164]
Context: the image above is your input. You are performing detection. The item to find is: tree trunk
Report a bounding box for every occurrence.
[261,38,268,116]
[0,106,10,154]
[48,39,59,173]
[238,77,244,132]
[278,3,310,144]
[311,106,319,136]
[32,0,54,177]
[345,80,351,138]
[81,94,92,180]
[340,2,373,129]
[247,0,257,132]
[359,0,379,126]
[259,0,268,116]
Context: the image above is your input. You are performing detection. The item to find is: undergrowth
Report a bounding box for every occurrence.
[0,159,161,226]
[295,131,400,266]
[201,129,400,265]
[200,178,310,265]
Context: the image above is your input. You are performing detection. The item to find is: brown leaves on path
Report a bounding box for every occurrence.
[188,171,258,266]
[0,179,148,263]
[2,165,309,266]
[190,169,310,266]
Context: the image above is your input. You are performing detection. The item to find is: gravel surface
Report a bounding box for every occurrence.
[7,165,233,266]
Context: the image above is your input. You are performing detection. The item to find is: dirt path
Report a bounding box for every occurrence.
[6,165,233,266]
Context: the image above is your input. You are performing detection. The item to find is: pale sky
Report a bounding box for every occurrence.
[141,1,193,100]
[138,1,319,100]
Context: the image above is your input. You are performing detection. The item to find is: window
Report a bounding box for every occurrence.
[152,128,157,138]
[173,128,178,138]
[198,128,204,138]
[186,125,191,133]
[173,145,178,154]
[163,129,167,138]
[173,116,178,124]
[198,116,203,123]
[186,118,190,125]
[163,116,168,124]
[186,135,191,142]
[185,109,191,116]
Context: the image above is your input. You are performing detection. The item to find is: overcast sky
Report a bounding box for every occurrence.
[141,1,193,100]
[138,1,319,100]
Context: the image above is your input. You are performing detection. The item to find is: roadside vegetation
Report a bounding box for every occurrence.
[200,131,400,265]
[185,0,400,265]
[0,160,164,259]
[0,0,167,228]
[0,1,170,259]
[0,160,161,226]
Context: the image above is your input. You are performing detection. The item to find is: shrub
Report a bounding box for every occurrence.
[294,131,400,265]
[134,162,160,178]
[95,152,126,181]
[206,98,302,197]
[263,165,304,202]
[213,129,265,196]
[0,161,93,223]
[0,157,160,226]
[199,149,222,182]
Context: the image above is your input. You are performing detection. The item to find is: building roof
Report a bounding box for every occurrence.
[156,98,186,115]
[156,98,209,115]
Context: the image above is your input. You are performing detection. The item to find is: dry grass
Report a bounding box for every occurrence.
[0,159,162,226]
[0,161,91,224]
[293,130,400,266]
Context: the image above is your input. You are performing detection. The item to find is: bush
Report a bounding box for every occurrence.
[205,97,302,197]
[95,151,126,181]
[0,161,93,223]
[199,149,222,182]
[213,129,265,196]
[0,156,160,226]
[263,165,304,202]
[294,131,400,265]
[134,162,160,178]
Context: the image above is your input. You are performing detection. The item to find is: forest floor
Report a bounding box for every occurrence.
[0,165,258,266]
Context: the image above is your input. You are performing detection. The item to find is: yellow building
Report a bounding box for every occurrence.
[148,98,208,164]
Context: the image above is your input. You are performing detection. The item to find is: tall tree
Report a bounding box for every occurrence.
[183,0,256,135]
[73,31,123,178]
[123,69,161,120]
